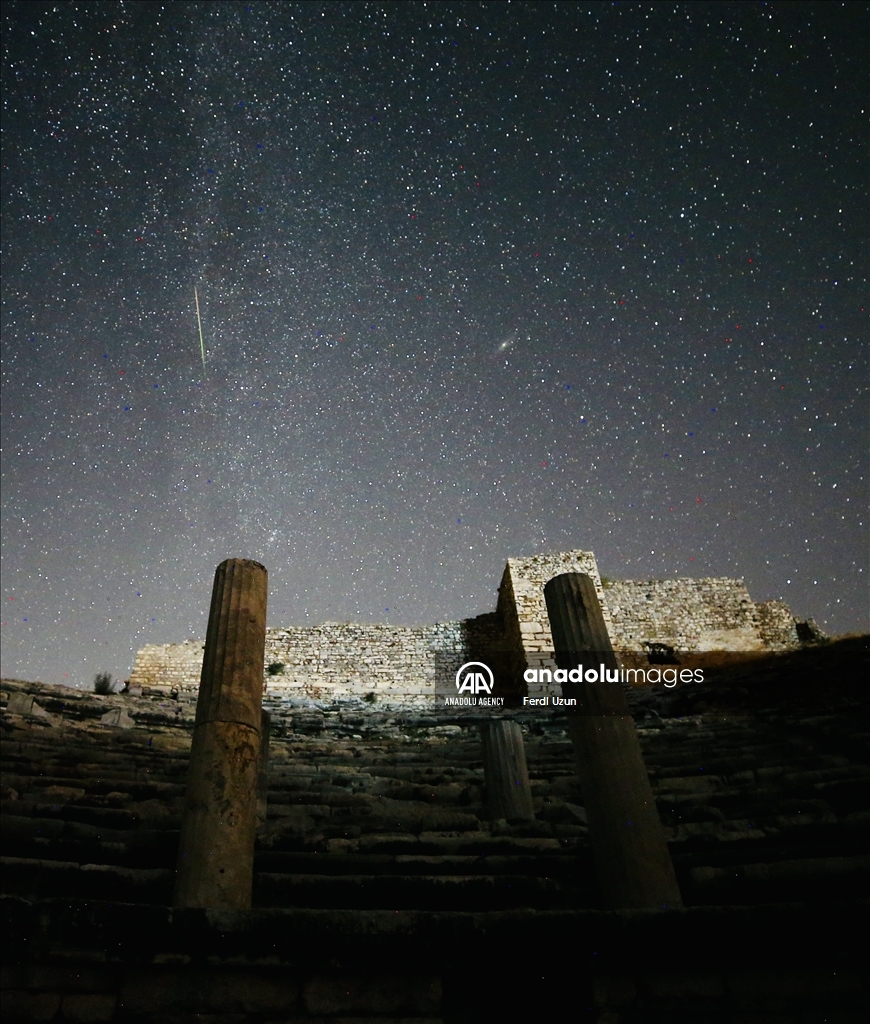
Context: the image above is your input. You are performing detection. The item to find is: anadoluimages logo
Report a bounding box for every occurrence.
[455,661,494,695]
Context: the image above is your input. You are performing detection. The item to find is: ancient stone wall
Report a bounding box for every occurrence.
[129,640,205,694]
[262,622,467,705]
[755,599,802,649]
[129,550,816,699]
[130,623,473,705]
[496,551,612,695]
[606,577,766,653]
[604,581,807,653]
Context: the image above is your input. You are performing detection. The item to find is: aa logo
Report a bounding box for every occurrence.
[455,661,494,695]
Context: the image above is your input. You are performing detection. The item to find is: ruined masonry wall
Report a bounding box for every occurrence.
[605,582,800,652]
[263,623,466,704]
[498,554,788,657]
[129,550,810,698]
[496,551,611,696]
[130,623,470,704]
[130,640,205,694]
[500,551,612,655]
[608,578,772,653]
[754,600,802,649]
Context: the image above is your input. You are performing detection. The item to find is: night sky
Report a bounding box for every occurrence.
[2,1,866,689]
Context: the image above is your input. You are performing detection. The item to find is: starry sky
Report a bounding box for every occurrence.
[2,1,866,689]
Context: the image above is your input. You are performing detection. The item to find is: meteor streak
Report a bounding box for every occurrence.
[194,287,206,369]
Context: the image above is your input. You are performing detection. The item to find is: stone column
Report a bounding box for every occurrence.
[544,572,683,910]
[174,559,268,910]
[482,719,535,822]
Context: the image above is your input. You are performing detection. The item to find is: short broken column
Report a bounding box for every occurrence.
[544,572,683,910]
[174,558,268,910]
[482,719,535,822]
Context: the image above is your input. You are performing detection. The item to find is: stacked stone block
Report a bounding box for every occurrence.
[129,639,205,694]
[605,577,764,653]
[755,599,802,649]
[131,623,473,705]
[263,622,467,705]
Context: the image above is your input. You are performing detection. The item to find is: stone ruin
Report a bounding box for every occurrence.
[128,549,826,703]
[2,554,863,1023]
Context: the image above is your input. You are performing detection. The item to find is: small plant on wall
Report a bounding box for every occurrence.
[93,672,114,694]
[267,662,285,676]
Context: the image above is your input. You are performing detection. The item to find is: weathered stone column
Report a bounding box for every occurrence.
[544,573,683,910]
[174,559,268,910]
[482,719,535,822]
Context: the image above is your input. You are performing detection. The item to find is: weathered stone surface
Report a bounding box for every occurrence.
[303,972,441,1015]
[99,708,134,728]
[481,719,535,822]
[545,572,683,910]
[7,693,36,715]
[41,785,86,801]
[130,622,471,702]
[6,693,52,720]
[174,559,267,910]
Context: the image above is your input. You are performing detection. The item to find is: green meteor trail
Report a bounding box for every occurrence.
[194,287,206,369]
